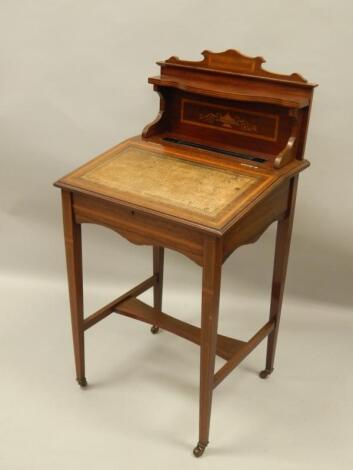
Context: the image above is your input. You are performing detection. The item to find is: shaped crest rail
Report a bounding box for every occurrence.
[160,49,309,84]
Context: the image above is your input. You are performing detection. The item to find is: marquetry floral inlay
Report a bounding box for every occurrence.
[199,111,257,133]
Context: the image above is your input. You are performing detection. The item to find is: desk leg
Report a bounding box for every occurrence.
[260,176,298,379]
[194,237,222,457]
[62,191,87,387]
[151,246,164,334]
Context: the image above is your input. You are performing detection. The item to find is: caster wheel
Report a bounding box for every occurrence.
[150,325,160,334]
[193,441,208,457]
[77,377,88,387]
[259,369,273,379]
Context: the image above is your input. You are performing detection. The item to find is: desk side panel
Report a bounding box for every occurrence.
[223,179,291,261]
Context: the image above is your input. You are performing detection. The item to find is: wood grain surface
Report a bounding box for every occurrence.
[55,48,316,457]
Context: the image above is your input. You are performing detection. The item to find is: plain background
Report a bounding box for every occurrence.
[0,1,352,469]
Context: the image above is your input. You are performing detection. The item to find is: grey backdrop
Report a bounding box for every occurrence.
[1,0,352,307]
[0,1,352,469]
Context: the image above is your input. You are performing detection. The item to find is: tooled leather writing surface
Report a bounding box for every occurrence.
[81,145,257,216]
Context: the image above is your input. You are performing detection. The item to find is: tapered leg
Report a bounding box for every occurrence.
[260,177,298,379]
[194,236,222,457]
[151,246,164,334]
[61,190,87,387]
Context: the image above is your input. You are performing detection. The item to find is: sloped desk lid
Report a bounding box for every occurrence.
[56,139,277,230]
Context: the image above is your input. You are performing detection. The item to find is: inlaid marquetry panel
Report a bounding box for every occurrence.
[181,98,279,141]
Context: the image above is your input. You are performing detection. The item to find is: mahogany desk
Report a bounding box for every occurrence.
[54,50,316,457]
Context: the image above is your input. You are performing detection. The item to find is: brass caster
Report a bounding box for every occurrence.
[76,377,88,387]
[259,368,273,379]
[150,325,160,334]
[193,441,208,457]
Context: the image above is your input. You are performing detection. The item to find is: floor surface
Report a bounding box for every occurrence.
[0,274,352,470]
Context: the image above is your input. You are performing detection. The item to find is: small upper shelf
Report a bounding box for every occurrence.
[149,75,310,108]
